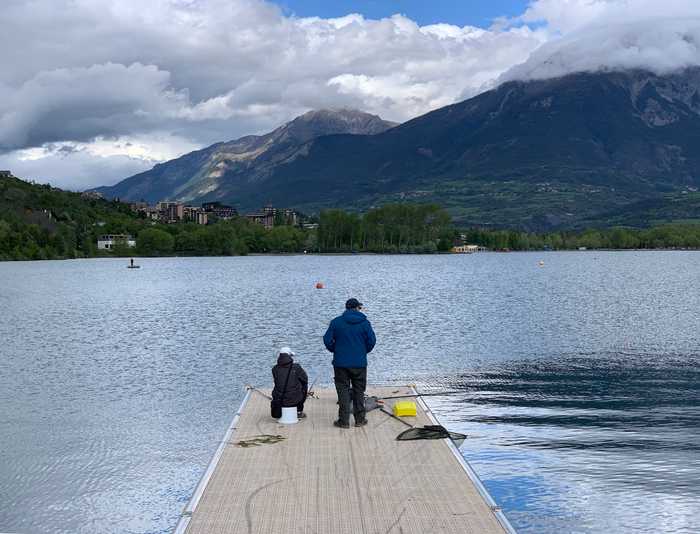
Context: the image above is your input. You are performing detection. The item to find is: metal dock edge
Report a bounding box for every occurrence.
[173,388,252,534]
[412,387,517,534]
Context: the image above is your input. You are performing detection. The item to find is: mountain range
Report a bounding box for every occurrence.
[97,69,700,230]
[95,109,395,208]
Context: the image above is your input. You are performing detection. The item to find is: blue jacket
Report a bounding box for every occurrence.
[323,310,376,368]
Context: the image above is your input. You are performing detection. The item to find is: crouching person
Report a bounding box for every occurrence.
[271,347,309,419]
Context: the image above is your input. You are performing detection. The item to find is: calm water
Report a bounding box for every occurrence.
[1,253,698,533]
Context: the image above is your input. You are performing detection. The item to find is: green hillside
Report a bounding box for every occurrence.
[0,174,141,260]
[1,173,698,262]
[0,174,308,260]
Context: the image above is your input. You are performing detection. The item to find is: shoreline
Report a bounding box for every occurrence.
[2,248,700,263]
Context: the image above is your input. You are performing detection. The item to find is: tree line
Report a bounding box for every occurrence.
[317,204,455,253]
[462,225,700,251]
[134,220,309,256]
[2,172,699,261]
[136,203,457,256]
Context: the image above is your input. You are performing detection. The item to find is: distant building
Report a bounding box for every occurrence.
[246,210,275,229]
[97,234,136,250]
[202,201,238,220]
[130,201,208,224]
[451,244,484,254]
[183,205,208,225]
[247,204,298,229]
[142,206,161,221]
[157,202,185,223]
[282,208,298,226]
[0,170,12,178]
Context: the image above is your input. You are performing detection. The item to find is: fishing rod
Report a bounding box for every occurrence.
[377,391,463,401]
[246,385,272,400]
[306,374,321,399]
[378,407,413,428]
[363,395,413,428]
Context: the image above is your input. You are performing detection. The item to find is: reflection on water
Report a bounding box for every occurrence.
[1,253,698,533]
[425,352,700,533]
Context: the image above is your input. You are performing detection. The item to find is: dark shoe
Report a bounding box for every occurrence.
[333,420,350,429]
[297,412,306,419]
[354,419,368,427]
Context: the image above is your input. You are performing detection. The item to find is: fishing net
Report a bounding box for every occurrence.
[396,425,466,443]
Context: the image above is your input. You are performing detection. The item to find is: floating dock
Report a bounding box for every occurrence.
[174,386,514,534]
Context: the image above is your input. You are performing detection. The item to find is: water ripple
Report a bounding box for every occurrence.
[1,253,699,533]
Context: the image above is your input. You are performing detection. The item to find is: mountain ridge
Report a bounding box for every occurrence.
[97,70,700,229]
[95,108,396,204]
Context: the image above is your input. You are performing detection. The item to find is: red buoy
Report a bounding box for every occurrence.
[315,282,324,289]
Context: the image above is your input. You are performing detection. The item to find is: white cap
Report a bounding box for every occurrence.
[278,346,295,356]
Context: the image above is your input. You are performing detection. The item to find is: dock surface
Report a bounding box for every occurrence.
[176,386,512,534]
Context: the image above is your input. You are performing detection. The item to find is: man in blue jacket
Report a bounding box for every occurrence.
[323,298,376,428]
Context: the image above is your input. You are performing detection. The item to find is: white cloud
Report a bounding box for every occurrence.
[504,0,700,81]
[0,148,154,191]
[0,133,199,190]
[2,0,700,190]
[519,0,613,33]
[0,0,549,189]
[0,63,188,151]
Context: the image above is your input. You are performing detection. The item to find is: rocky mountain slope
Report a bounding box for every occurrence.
[99,70,700,229]
[95,109,396,205]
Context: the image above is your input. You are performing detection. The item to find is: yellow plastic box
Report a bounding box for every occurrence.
[393,401,417,417]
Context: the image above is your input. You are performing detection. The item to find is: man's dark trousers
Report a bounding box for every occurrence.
[334,367,367,424]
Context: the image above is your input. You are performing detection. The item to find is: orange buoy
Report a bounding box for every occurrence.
[315,282,324,289]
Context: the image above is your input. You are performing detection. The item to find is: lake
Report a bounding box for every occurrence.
[1,253,698,533]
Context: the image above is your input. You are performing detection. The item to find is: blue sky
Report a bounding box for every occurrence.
[276,0,530,27]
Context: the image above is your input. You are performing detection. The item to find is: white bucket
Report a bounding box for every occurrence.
[279,406,299,425]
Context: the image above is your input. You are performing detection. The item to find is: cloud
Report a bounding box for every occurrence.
[0,63,188,151]
[2,0,700,190]
[0,1,547,145]
[503,0,700,81]
[0,133,199,190]
[0,148,154,192]
[0,0,550,189]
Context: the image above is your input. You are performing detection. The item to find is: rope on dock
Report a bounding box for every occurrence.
[232,434,286,448]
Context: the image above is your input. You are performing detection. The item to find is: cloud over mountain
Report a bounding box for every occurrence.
[2,0,700,189]
[0,1,545,154]
[504,0,700,82]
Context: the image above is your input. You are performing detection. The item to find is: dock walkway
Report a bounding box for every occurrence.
[175,386,514,533]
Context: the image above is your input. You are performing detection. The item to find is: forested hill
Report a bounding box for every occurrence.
[0,173,139,260]
[2,173,698,262]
